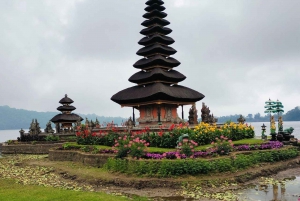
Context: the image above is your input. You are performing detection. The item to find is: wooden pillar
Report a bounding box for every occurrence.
[157,105,161,124]
[181,105,184,120]
[132,107,135,127]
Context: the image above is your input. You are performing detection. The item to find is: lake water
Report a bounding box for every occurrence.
[238,176,300,201]
[0,121,300,143]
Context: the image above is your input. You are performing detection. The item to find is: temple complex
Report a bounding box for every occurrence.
[111,0,205,126]
[51,94,83,133]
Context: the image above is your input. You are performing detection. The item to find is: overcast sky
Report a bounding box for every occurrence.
[1,0,299,119]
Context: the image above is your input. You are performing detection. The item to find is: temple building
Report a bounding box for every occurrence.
[51,94,83,133]
[111,0,204,125]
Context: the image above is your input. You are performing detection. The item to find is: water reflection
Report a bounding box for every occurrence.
[238,176,300,201]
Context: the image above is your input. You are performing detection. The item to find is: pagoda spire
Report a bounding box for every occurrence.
[111,0,205,125]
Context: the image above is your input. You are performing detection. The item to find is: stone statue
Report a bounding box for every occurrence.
[270,115,276,134]
[90,119,95,128]
[44,121,54,133]
[95,118,100,128]
[201,103,218,124]
[176,133,189,147]
[85,118,90,127]
[237,115,246,124]
[284,127,294,134]
[29,119,41,135]
[125,117,134,129]
[188,104,198,125]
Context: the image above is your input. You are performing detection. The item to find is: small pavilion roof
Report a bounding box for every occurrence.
[51,113,83,123]
[59,94,74,104]
[57,105,76,112]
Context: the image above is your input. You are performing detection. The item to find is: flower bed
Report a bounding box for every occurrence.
[75,122,255,148]
[143,141,284,160]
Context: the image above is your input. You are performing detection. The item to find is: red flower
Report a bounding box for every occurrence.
[158,131,163,137]
[169,124,175,131]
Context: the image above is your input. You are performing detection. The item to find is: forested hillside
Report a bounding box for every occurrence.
[0,105,126,130]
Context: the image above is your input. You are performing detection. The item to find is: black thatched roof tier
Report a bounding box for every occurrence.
[51,113,83,123]
[145,4,165,12]
[139,34,174,46]
[140,25,172,36]
[111,83,204,105]
[143,10,167,19]
[133,55,180,69]
[137,44,176,57]
[59,94,74,104]
[142,17,170,27]
[57,105,76,112]
[129,68,186,84]
[146,0,164,6]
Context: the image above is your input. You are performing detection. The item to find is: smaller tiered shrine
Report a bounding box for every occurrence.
[51,94,83,133]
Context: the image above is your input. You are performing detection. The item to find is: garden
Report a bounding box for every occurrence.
[55,122,300,177]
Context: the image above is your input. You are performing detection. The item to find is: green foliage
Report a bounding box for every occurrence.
[113,135,149,159]
[45,135,59,141]
[211,136,234,155]
[105,148,299,177]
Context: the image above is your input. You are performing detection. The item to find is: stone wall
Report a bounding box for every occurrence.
[49,149,114,167]
[1,143,62,154]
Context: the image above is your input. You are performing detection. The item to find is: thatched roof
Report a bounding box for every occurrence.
[51,113,83,123]
[142,17,170,27]
[137,44,177,57]
[111,83,204,106]
[133,55,180,69]
[140,25,172,36]
[143,10,167,19]
[139,34,174,46]
[146,0,164,6]
[145,4,165,12]
[59,94,74,104]
[57,105,76,112]
[129,68,186,84]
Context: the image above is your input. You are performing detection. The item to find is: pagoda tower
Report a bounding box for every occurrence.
[111,0,205,125]
[51,94,83,133]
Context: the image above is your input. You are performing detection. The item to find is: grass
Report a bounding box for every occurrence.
[0,179,147,201]
[232,139,264,145]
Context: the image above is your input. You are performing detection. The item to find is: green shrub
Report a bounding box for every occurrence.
[104,148,299,177]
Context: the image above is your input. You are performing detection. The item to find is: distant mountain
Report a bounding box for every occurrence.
[0,105,126,130]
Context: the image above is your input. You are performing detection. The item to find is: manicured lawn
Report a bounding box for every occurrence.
[232,139,264,145]
[0,179,147,201]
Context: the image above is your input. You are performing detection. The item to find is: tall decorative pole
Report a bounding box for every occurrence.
[264,99,276,133]
[274,99,284,130]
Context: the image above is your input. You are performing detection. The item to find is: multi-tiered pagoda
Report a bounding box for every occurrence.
[111,0,204,125]
[51,94,83,133]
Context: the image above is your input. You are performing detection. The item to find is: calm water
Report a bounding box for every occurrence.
[238,176,300,201]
